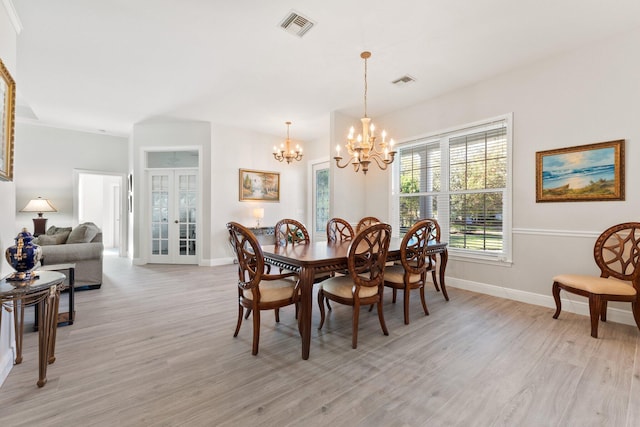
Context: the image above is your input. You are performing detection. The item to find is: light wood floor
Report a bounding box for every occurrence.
[1,253,640,426]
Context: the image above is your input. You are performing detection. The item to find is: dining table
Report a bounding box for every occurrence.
[261,237,448,359]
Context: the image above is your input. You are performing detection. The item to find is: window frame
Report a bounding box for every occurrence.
[391,113,513,264]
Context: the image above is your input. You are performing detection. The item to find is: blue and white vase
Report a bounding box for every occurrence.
[5,228,42,281]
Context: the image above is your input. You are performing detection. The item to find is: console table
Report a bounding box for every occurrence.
[250,226,275,245]
[0,271,65,387]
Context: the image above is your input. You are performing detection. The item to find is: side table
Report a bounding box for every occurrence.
[0,271,65,387]
[34,263,76,328]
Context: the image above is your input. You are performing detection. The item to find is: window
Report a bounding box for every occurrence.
[395,115,511,262]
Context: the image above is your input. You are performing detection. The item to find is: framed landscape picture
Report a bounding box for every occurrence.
[239,169,280,202]
[0,57,16,182]
[536,140,624,202]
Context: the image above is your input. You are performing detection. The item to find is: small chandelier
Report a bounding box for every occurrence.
[273,121,303,164]
[334,51,396,175]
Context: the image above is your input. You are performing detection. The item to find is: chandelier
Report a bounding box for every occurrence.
[334,51,396,174]
[273,121,303,164]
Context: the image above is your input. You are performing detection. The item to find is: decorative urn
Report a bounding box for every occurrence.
[5,228,42,281]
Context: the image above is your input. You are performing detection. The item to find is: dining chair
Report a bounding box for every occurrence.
[552,222,640,338]
[274,218,310,246]
[384,219,435,324]
[274,218,330,284]
[326,217,355,242]
[420,218,442,294]
[227,221,300,355]
[317,223,392,349]
[356,216,380,234]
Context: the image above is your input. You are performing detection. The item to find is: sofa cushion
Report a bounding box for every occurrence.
[36,235,59,246]
[66,222,101,244]
[46,226,72,236]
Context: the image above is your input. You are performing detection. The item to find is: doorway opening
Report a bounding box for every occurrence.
[73,170,127,257]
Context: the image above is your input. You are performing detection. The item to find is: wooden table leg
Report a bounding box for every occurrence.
[439,249,450,301]
[13,297,25,364]
[37,285,58,388]
[48,286,61,364]
[298,267,314,360]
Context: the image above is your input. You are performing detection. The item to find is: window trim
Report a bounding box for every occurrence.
[390,113,513,264]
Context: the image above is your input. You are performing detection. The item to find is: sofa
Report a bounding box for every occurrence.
[34,222,104,289]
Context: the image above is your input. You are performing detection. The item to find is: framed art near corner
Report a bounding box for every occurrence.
[536,139,624,202]
[239,169,280,202]
[0,57,16,182]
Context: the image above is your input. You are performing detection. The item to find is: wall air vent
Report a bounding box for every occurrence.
[279,11,315,37]
[392,75,416,86]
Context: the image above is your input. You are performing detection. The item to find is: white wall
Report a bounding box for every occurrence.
[0,0,18,388]
[210,124,307,263]
[14,123,128,230]
[371,27,640,319]
[131,119,212,263]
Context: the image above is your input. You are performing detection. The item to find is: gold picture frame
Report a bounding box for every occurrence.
[0,57,16,182]
[239,169,280,202]
[536,139,624,202]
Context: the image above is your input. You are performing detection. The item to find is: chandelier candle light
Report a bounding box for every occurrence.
[334,51,396,174]
[273,121,303,164]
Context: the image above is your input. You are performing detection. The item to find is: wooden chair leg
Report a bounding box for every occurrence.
[403,286,411,325]
[234,305,243,337]
[377,299,389,336]
[632,300,640,332]
[419,286,429,316]
[588,295,602,338]
[352,302,360,349]
[600,301,608,322]
[317,290,326,330]
[431,269,440,292]
[251,307,260,355]
[552,282,562,319]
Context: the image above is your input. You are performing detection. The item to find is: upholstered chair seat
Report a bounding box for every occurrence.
[553,274,636,296]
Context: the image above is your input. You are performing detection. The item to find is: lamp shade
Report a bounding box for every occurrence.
[21,197,57,215]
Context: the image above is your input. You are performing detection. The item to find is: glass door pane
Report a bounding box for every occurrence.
[312,161,330,240]
[151,174,170,256]
[177,173,197,256]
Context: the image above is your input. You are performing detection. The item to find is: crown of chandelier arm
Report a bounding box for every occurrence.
[273,121,303,164]
[334,51,396,175]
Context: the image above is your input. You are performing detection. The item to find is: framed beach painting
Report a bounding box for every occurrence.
[536,140,624,202]
[0,57,16,182]
[239,169,280,202]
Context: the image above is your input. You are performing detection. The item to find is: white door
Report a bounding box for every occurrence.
[311,161,330,240]
[148,170,198,264]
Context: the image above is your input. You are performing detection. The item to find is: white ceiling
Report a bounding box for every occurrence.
[11,0,640,141]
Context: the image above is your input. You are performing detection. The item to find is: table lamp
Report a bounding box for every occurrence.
[20,197,57,236]
[253,208,264,228]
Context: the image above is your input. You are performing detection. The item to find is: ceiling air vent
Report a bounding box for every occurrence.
[279,11,315,37]
[392,75,416,86]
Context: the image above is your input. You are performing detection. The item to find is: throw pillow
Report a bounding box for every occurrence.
[46,226,73,236]
[66,222,100,244]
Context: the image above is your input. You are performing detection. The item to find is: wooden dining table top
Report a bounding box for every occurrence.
[261,237,447,266]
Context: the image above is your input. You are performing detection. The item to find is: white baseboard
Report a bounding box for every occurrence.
[0,350,13,388]
[447,277,636,327]
[210,257,235,266]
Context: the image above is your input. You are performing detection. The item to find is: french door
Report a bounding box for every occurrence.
[148,169,198,264]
